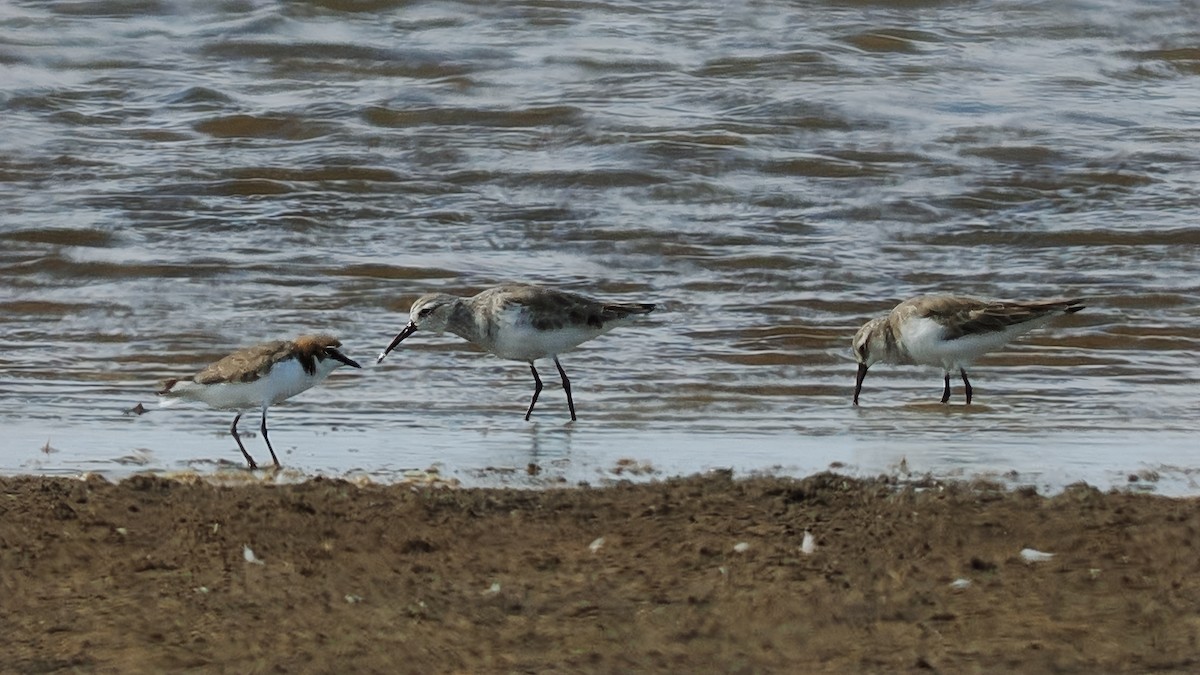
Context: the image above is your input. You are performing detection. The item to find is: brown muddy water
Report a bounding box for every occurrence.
[1,0,1197,492]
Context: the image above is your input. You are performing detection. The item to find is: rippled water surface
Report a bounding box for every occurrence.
[2,0,1198,493]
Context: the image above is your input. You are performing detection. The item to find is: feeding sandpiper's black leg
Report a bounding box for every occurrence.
[554,356,577,421]
[525,363,544,421]
[260,408,280,467]
[230,412,258,469]
[941,373,952,404]
[961,369,973,405]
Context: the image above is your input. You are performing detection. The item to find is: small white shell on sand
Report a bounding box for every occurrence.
[800,531,816,555]
[243,545,265,565]
[1020,548,1055,563]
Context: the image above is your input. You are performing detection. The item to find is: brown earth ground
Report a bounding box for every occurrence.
[2,471,1199,674]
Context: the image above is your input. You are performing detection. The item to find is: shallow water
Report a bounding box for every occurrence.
[2,0,1198,493]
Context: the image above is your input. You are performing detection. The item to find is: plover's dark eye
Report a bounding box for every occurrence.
[417,306,434,319]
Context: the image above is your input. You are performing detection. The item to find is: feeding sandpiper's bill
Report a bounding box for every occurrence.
[157,334,361,469]
[852,295,1084,405]
[377,284,655,421]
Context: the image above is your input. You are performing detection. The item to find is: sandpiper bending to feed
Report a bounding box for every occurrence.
[377,284,655,421]
[157,334,361,468]
[852,295,1084,405]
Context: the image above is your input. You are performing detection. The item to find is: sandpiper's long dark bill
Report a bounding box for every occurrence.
[852,295,1084,406]
[378,283,656,421]
[157,334,361,469]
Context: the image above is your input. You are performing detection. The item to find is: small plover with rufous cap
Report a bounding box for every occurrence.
[377,284,656,421]
[157,334,361,469]
[852,295,1084,405]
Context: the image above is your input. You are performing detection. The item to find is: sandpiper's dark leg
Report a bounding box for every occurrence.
[961,369,973,405]
[230,412,258,469]
[853,363,868,406]
[525,363,544,421]
[941,373,952,404]
[554,356,577,421]
[260,407,281,467]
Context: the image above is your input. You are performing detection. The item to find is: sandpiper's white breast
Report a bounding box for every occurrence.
[485,305,607,362]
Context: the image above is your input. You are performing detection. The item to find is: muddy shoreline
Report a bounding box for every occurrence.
[3,472,1198,673]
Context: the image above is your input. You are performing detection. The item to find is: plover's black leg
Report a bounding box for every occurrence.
[961,369,973,405]
[230,412,258,469]
[525,363,543,421]
[260,407,280,467]
[554,356,576,421]
[941,373,952,404]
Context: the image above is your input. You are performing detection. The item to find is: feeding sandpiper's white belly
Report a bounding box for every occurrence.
[898,316,1045,371]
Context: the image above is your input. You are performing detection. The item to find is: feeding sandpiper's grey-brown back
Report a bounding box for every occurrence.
[852,295,1084,405]
[157,334,361,468]
[377,284,655,421]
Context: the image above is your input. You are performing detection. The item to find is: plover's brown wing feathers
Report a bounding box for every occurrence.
[194,339,293,385]
[920,297,1084,339]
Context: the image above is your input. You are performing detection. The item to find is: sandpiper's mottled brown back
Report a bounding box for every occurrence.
[485,285,654,331]
[913,297,1084,339]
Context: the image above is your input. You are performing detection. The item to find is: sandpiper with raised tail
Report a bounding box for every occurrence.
[377,284,655,421]
[157,334,361,468]
[852,295,1084,405]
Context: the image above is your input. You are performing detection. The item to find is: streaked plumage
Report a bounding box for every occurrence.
[377,284,655,420]
[852,295,1084,405]
[157,334,361,468]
